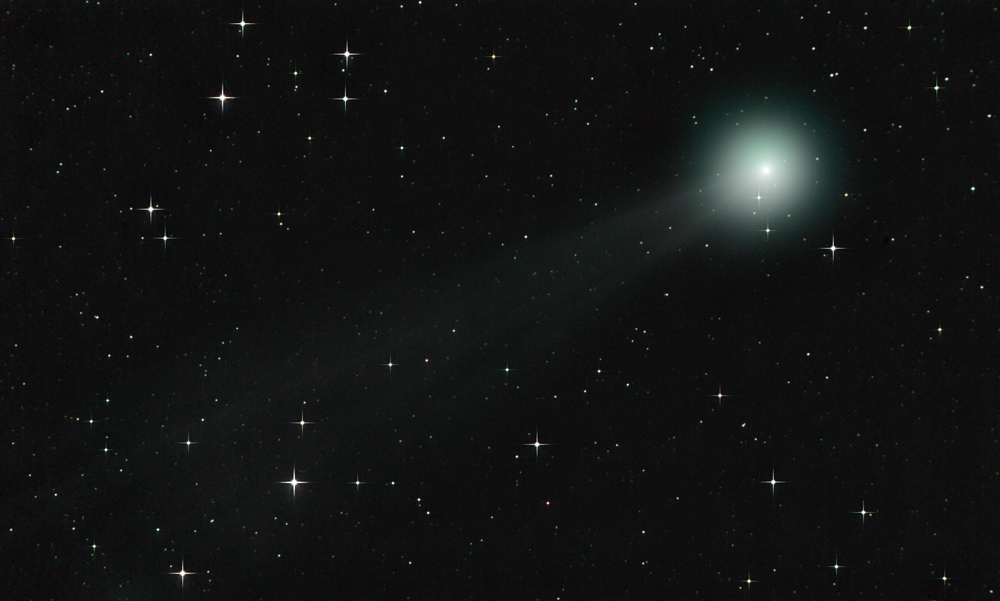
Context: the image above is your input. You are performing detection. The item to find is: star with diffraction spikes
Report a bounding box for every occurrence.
[290,411,313,437]
[350,471,366,496]
[819,234,845,264]
[134,195,163,223]
[760,468,785,497]
[711,384,730,408]
[854,499,876,525]
[927,75,946,101]
[228,9,255,38]
[178,431,197,455]
[281,466,308,499]
[759,220,776,241]
[143,225,176,251]
[484,44,502,67]
[827,553,847,583]
[751,187,766,210]
[524,429,549,461]
[169,559,199,588]
[381,355,397,376]
[900,17,920,39]
[333,38,361,69]
[335,85,357,115]
[741,568,757,590]
[208,83,237,113]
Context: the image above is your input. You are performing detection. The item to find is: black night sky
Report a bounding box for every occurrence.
[3,1,999,599]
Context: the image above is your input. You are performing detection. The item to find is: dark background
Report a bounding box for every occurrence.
[2,1,998,598]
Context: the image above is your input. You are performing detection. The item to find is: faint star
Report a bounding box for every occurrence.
[820,234,845,264]
[524,429,549,460]
[209,83,236,113]
[854,499,875,524]
[282,466,308,498]
[760,468,785,497]
[287,64,302,90]
[290,411,313,436]
[759,221,776,241]
[228,10,255,38]
[135,195,163,223]
[926,75,946,101]
[170,559,198,587]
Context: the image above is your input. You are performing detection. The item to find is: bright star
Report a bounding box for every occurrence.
[711,384,730,408]
[854,499,875,524]
[178,431,198,455]
[282,466,308,498]
[382,355,396,375]
[142,225,176,250]
[336,86,357,114]
[334,38,361,67]
[485,45,502,66]
[759,220,776,241]
[228,10,255,38]
[169,559,199,587]
[135,195,163,223]
[926,75,946,101]
[742,568,757,589]
[290,411,313,436]
[350,472,366,495]
[900,17,920,38]
[751,186,766,210]
[820,234,845,264]
[762,165,770,174]
[209,83,236,113]
[760,468,785,497]
[524,429,549,460]
[827,553,846,582]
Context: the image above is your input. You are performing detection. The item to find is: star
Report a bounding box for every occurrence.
[335,86,357,114]
[290,411,313,436]
[854,499,875,524]
[742,568,757,590]
[760,468,785,497]
[382,355,396,375]
[759,220,776,241]
[169,559,199,587]
[939,568,951,586]
[926,75,946,101]
[178,431,198,455]
[208,83,237,113]
[287,64,302,91]
[485,45,502,66]
[820,234,845,264]
[90,538,99,556]
[8,229,16,247]
[711,384,730,408]
[101,438,112,456]
[935,323,944,339]
[524,429,549,460]
[827,553,846,582]
[751,186,766,210]
[134,195,163,223]
[282,466,308,498]
[143,225,176,251]
[761,165,770,175]
[228,9,255,38]
[334,37,361,68]
[900,17,920,39]
[350,472,366,495]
